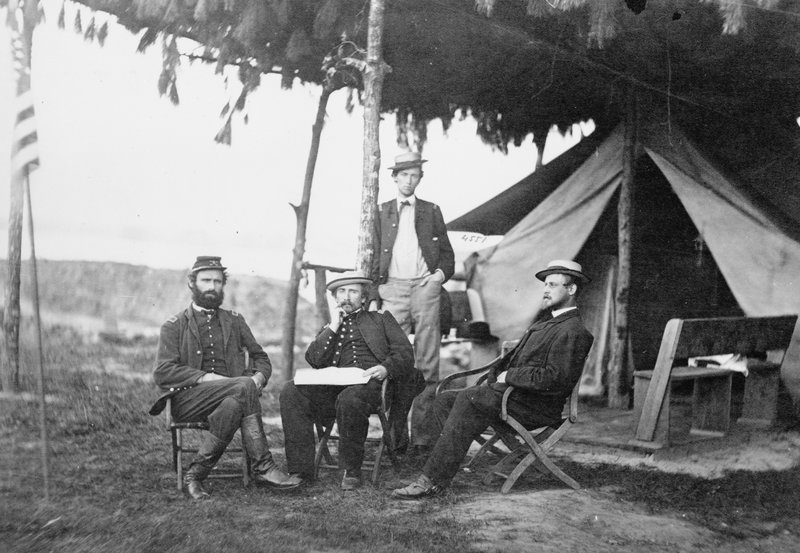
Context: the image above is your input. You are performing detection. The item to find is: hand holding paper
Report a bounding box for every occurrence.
[363,365,388,381]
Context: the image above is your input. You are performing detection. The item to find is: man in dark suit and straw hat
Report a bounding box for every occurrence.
[391,259,594,499]
[369,151,455,457]
[280,270,414,490]
[149,256,299,499]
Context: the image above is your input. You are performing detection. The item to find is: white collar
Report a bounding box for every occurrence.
[551,306,577,318]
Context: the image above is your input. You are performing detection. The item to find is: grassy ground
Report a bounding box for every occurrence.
[0,330,474,553]
[2,330,799,551]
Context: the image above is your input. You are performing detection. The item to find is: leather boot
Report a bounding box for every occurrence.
[184,433,228,500]
[240,414,301,490]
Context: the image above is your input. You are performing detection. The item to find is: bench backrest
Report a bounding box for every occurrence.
[635,315,797,442]
[666,315,798,360]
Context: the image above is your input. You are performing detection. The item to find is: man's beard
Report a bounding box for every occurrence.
[192,286,224,309]
[541,296,558,311]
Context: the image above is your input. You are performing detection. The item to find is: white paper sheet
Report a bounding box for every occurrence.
[293,367,370,386]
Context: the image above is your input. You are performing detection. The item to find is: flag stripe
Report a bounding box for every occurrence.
[13,143,39,173]
[9,4,40,176]
[13,116,37,141]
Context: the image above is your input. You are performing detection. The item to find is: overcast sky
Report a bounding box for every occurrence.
[1,2,586,285]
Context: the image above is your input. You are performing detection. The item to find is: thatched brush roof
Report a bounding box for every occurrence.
[47,0,800,223]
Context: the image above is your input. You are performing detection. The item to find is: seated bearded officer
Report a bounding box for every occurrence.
[280,270,414,490]
[391,260,594,499]
[149,256,299,499]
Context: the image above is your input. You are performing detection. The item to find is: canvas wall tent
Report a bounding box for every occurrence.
[449,120,800,402]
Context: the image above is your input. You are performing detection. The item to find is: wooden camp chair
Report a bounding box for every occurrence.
[165,397,251,491]
[313,379,398,485]
[436,340,581,493]
[481,381,581,493]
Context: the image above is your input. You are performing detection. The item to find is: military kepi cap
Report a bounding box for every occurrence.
[191,256,227,273]
[535,259,590,283]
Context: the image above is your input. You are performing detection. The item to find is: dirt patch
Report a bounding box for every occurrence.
[386,430,800,553]
[559,432,800,478]
[444,488,714,552]
[427,487,798,553]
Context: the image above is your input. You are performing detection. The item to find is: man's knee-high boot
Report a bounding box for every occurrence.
[184,433,228,500]
[240,414,301,489]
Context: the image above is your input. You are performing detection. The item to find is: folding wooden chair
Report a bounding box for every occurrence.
[165,397,251,491]
[481,381,581,493]
[313,379,398,485]
[435,338,581,493]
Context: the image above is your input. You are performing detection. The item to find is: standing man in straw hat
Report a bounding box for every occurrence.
[280,270,414,490]
[369,151,455,458]
[149,256,299,499]
[391,259,594,499]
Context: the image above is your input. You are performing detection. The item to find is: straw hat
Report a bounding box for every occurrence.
[534,259,590,283]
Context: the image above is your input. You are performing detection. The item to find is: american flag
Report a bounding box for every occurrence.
[8,0,40,177]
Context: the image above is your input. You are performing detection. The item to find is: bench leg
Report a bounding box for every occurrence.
[632,376,672,447]
[739,366,781,427]
[691,374,731,436]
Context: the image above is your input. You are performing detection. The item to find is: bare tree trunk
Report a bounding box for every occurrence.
[355,0,388,274]
[608,87,637,409]
[280,88,332,380]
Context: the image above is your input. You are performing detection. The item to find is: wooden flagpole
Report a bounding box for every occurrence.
[24,171,50,501]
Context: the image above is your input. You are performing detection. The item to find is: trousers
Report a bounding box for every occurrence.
[379,277,441,447]
[280,380,382,476]
[422,384,556,486]
[169,377,261,443]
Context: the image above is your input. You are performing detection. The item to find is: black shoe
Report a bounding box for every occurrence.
[254,466,302,489]
[183,433,228,500]
[184,478,211,500]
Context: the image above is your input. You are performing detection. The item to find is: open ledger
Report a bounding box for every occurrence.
[293,367,370,386]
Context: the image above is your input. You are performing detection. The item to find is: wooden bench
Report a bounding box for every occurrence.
[630,315,797,450]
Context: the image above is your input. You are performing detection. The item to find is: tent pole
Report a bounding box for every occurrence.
[280,87,332,380]
[355,0,388,274]
[608,87,637,409]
